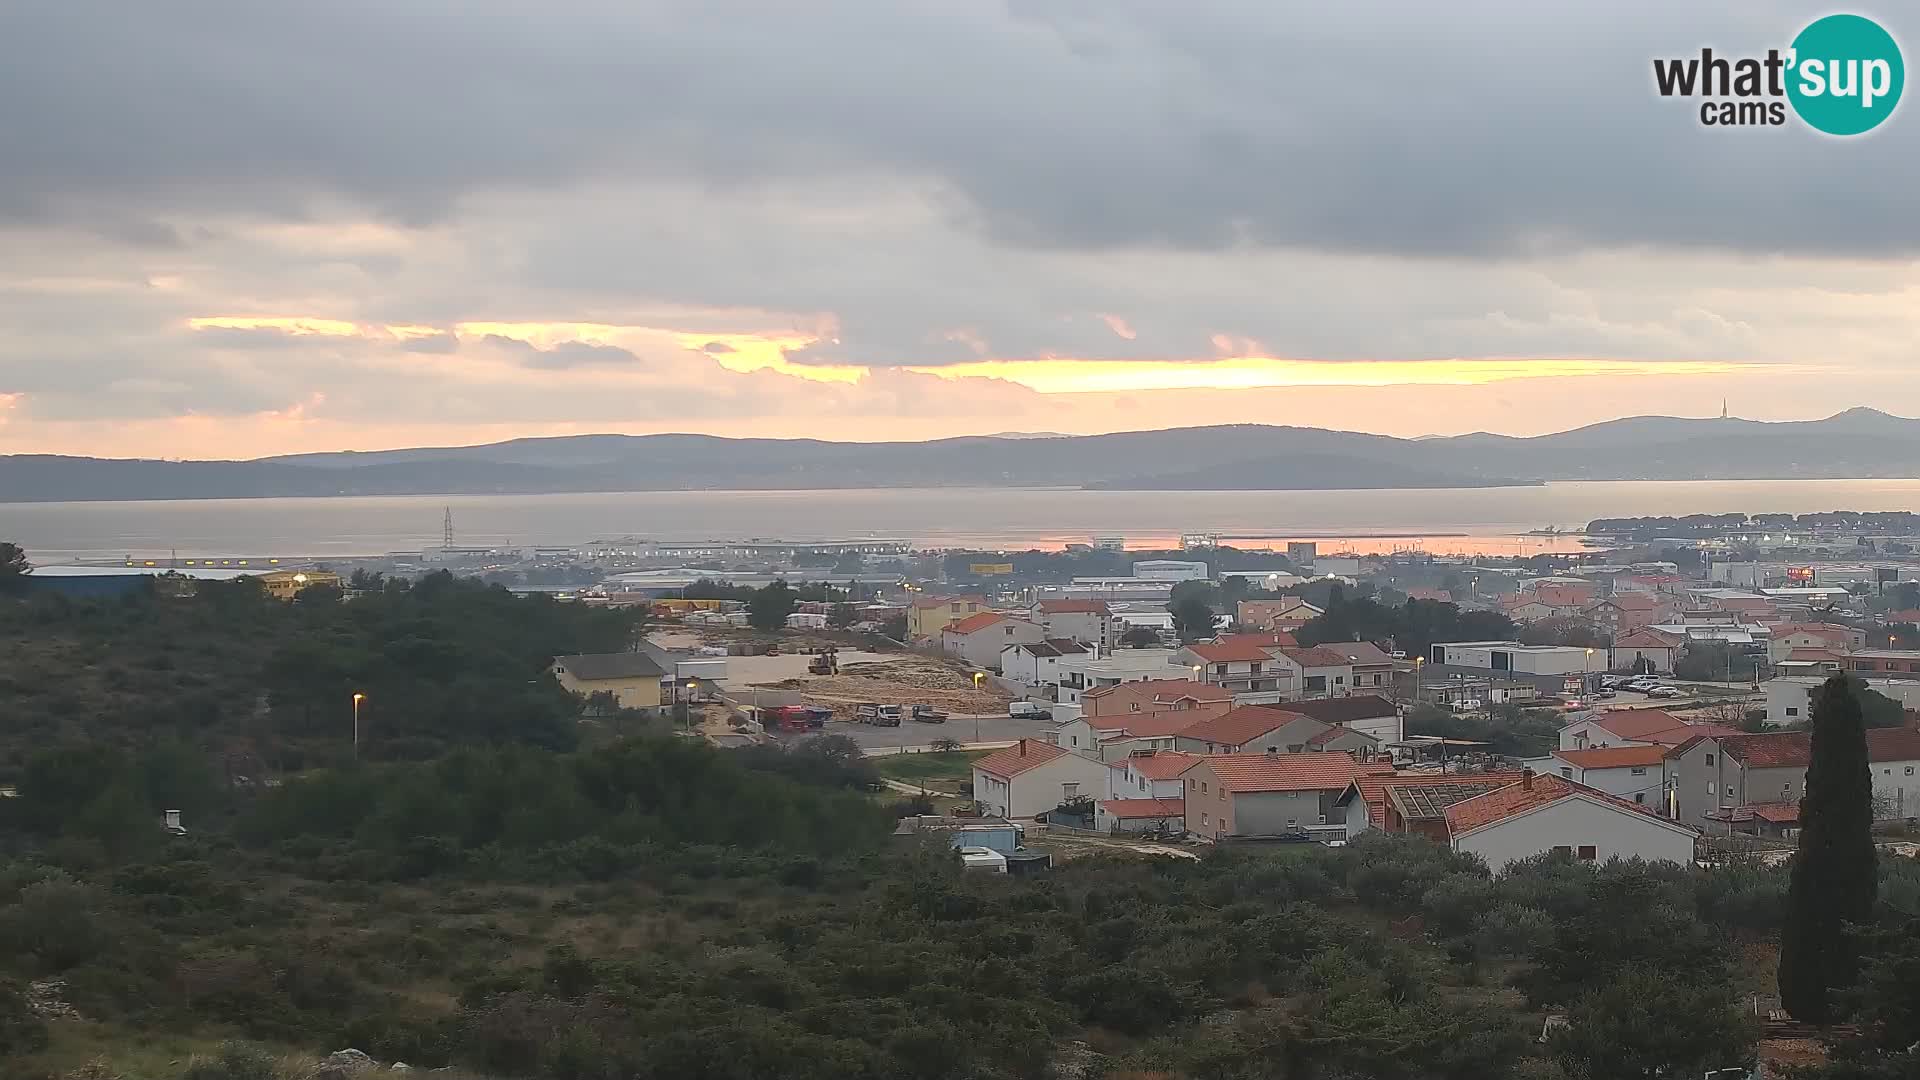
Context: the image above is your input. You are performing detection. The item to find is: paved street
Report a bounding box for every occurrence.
[832,712,1056,752]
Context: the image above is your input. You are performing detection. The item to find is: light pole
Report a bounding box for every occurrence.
[1414,656,1424,702]
[972,672,984,744]
[351,692,365,759]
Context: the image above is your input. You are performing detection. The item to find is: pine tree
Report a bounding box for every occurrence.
[1778,674,1878,1023]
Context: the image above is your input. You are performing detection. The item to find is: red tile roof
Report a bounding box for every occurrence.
[1083,678,1232,705]
[1037,599,1112,615]
[1090,711,1204,738]
[1888,609,1920,626]
[1528,584,1596,607]
[1193,752,1364,793]
[1186,639,1283,663]
[1176,705,1310,747]
[1587,709,1739,746]
[943,611,1006,635]
[1306,725,1378,748]
[1347,770,1526,828]
[1117,749,1201,779]
[1605,593,1661,611]
[1746,801,1801,824]
[1097,797,1186,819]
[1405,588,1453,603]
[1443,773,1679,837]
[1869,727,1920,763]
[1553,745,1670,769]
[1320,641,1394,666]
[1613,629,1681,649]
[1278,695,1399,725]
[973,739,1071,779]
[1280,646,1355,668]
[1719,732,1812,769]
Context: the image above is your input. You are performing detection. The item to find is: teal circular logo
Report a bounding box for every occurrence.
[1787,14,1904,135]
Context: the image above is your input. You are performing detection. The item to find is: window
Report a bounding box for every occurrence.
[1630,767,1647,776]
[1706,781,1715,795]
[1787,707,1799,716]
[1335,676,1345,685]
[1188,778,1195,790]
[1286,818,1297,828]
[1559,767,1573,778]
[1551,845,1572,856]
[1635,793,1646,804]
[1218,789,1225,802]
[1062,783,1078,798]
[1070,736,1078,747]
[1705,753,1715,766]
[1317,814,1327,825]
[1200,813,1208,826]
[1201,781,1208,794]
[1577,845,1598,862]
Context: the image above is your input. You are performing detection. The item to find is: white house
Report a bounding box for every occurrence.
[1272,646,1357,699]
[1442,773,1698,873]
[1105,749,1200,800]
[1175,639,1296,701]
[942,612,1045,671]
[1767,675,1920,726]
[999,639,1088,688]
[970,740,1115,819]
[1130,559,1209,582]
[1868,728,1920,820]
[1429,641,1605,676]
[1030,599,1118,651]
[1053,648,1182,704]
[1520,745,1668,808]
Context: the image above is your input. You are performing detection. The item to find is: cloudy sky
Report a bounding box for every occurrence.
[2,1,1917,459]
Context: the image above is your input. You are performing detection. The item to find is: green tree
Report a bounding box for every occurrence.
[748,579,800,631]
[1780,675,1879,1023]
[1553,964,1755,1079]
[0,542,28,595]
[1119,625,1161,648]
[1169,581,1218,642]
[827,603,857,629]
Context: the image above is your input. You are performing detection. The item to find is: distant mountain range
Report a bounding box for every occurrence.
[5,408,1920,501]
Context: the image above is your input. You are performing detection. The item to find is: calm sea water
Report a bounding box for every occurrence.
[5,479,1920,563]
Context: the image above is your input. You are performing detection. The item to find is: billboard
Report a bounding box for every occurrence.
[1786,566,1816,584]
[969,563,1014,576]
[1878,567,1900,584]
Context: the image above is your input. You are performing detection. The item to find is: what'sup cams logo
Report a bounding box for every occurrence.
[1654,13,1904,134]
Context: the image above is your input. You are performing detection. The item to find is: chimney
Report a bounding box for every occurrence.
[1019,740,1027,757]
[1521,768,1534,790]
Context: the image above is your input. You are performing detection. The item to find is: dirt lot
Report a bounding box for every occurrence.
[757,655,1013,717]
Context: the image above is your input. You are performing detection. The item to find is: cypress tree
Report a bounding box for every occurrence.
[1778,674,1878,1023]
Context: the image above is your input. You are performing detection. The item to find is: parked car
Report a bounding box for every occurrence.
[1624,678,1662,693]
[1008,700,1050,719]
[1646,686,1684,699]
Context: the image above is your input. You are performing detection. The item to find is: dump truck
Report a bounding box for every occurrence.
[855,702,902,726]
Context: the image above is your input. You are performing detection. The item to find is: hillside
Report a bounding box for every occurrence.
[6,408,1920,500]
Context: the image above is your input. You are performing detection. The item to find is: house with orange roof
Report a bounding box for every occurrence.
[906,595,988,642]
[1105,749,1201,801]
[941,611,1044,670]
[1609,628,1683,673]
[1274,645,1361,697]
[970,739,1114,819]
[1173,705,1377,756]
[1521,745,1669,806]
[1558,708,1739,752]
[1174,639,1297,699]
[1442,772,1697,872]
[1236,598,1323,633]
[1584,592,1667,636]
[1336,770,1528,840]
[1767,622,1867,664]
[1179,752,1377,840]
[1667,726,1920,828]
[1059,683,1231,758]
[1094,797,1187,834]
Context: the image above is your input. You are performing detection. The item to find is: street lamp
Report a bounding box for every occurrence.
[351,692,365,759]
[972,672,984,743]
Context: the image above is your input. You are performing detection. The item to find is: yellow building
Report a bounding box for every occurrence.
[907,595,988,643]
[256,569,343,601]
[551,652,667,710]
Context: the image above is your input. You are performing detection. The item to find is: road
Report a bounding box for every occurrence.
[830,712,1058,752]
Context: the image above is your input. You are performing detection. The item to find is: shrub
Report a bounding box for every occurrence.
[0,977,49,1056]
[180,1041,278,1080]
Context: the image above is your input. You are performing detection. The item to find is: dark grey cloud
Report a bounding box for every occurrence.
[1,0,1911,262]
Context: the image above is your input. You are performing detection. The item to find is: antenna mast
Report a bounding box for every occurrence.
[443,507,455,549]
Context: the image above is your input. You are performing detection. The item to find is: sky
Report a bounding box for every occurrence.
[3,1,1919,459]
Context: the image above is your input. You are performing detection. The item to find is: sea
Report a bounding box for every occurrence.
[6,478,1920,564]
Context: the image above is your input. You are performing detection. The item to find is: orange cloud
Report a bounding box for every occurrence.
[908,355,1755,393]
